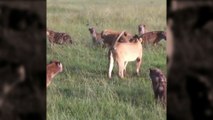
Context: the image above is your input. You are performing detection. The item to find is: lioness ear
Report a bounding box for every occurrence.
[139,38,143,43]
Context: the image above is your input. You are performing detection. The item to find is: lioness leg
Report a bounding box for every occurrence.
[124,61,128,76]
[118,60,125,78]
[136,57,142,76]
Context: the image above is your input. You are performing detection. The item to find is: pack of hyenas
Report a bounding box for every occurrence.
[46,24,167,107]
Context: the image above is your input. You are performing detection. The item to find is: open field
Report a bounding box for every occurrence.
[47,0,166,119]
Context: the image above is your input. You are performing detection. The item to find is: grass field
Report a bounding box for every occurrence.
[47,0,166,119]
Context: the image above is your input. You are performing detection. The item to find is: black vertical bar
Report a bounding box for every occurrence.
[167,0,213,120]
[0,0,46,120]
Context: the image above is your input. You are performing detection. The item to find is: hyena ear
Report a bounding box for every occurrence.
[124,31,128,36]
[149,68,154,72]
[56,62,61,66]
[88,27,93,30]
[56,62,63,72]
[49,60,54,64]
[133,34,139,38]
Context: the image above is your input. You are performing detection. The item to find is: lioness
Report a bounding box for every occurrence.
[108,33,143,79]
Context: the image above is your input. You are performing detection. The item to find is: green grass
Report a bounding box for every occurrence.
[47,0,166,119]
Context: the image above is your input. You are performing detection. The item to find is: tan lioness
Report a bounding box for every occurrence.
[108,32,143,79]
[46,60,63,87]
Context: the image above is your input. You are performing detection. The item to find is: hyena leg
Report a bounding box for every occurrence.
[136,57,142,76]
[153,39,158,46]
[153,39,161,46]
[108,51,114,79]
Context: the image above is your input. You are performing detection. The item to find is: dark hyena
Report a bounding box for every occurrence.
[149,68,167,107]
[139,31,166,45]
[88,27,104,45]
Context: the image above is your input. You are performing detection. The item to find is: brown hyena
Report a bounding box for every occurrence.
[46,60,63,87]
[46,29,72,46]
[101,29,132,47]
[149,68,167,107]
[88,27,104,45]
[139,31,166,45]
